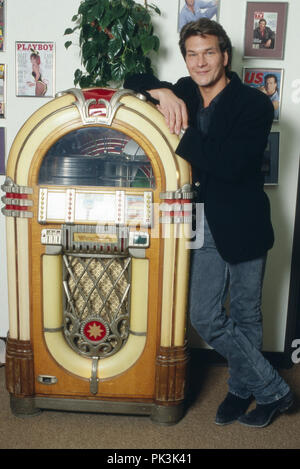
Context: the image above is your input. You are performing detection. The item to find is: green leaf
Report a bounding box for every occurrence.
[107,37,123,60]
[100,9,113,29]
[87,4,100,22]
[131,35,140,49]
[132,5,150,23]
[140,34,155,55]
[123,50,135,71]
[125,14,136,36]
[64,41,73,49]
[111,4,126,21]
[74,68,83,85]
[79,74,94,88]
[153,35,160,52]
[111,61,126,82]
[148,4,161,15]
[86,55,99,73]
[82,40,97,60]
[64,28,74,35]
[111,21,123,39]
[81,23,93,39]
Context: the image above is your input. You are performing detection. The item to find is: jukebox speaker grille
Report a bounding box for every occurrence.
[63,254,131,358]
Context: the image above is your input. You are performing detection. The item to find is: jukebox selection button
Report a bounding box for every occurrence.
[129,231,149,248]
[81,319,109,344]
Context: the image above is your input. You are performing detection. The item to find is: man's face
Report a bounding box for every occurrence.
[265,77,277,95]
[185,0,195,7]
[259,20,266,31]
[185,34,228,89]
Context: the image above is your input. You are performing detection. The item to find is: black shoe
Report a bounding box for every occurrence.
[215,392,253,426]
[238,391,294,428]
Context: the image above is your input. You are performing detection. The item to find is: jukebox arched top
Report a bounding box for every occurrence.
[5,87,191,192]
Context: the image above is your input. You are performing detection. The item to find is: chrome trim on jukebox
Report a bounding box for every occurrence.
[56,88,135,126]
[160,183,194,201]
[1,176,33,195]
[37,375,58,385]
[1,177,33,218]
[159,183,194,224]
[90,357,99,395]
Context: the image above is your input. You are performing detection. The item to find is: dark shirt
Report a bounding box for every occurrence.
[196,86,225,135]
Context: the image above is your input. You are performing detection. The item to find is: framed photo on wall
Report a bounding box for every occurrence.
[178,0,219,32]
[244,2,288,59]
[242,68,283,122]
[0,127,5,175]
[262,132,279,185]
[0,0,4,51]
[15,41,55,97]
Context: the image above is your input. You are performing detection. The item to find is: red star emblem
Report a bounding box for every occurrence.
[83,320,107,343]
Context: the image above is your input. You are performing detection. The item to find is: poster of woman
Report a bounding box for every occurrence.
[178,0,219,32]
[242,68,283,122]
[15,41,55,97]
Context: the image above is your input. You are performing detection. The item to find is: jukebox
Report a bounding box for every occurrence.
[1,87,193,424]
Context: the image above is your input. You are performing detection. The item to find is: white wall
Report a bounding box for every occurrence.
[1,0,300,352]
[0,0,82,336]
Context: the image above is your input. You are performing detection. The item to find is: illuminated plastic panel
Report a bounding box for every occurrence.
[38,187,153,226]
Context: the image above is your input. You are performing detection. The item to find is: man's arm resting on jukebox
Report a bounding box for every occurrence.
[124,73,274,184]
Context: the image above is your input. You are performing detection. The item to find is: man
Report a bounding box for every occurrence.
[253,18,275,49]
[124,18,293,428]
[179,0,218,30]
[260,74,280,120]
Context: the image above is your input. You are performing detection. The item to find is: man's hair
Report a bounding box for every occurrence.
[179,18,232,74]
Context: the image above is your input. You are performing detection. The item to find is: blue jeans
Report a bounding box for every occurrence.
[189,215,290,404]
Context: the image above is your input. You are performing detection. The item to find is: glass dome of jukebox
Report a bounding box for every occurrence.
[38,126,155,188]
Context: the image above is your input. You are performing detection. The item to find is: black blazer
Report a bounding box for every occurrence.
[124,72,274,264]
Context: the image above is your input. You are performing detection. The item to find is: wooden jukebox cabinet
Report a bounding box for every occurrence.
[1,88,193,424]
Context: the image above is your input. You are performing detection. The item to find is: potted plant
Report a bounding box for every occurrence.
[64,0,161,88]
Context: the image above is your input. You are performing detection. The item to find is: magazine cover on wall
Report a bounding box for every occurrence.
[15,42,55,97]
[244,2,288,59]
[0,63,5,118]
[243,68,283,121]
[178,0,219,32]
[262,132,279,185]
[0,0,4,51]
[0,127,5,175]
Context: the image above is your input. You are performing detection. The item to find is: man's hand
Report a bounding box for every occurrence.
[148,88,188,135]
